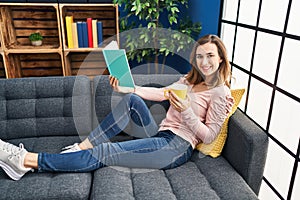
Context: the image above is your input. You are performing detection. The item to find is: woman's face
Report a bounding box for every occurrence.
[195,42,223,77]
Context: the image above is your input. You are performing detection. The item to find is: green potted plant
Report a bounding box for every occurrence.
[29,32,43,46]
[113,0,201,73]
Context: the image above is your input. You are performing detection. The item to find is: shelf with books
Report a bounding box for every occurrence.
[64,48,104,53]
[0,3,62,51]
[60,3,118,77]
[60,4,119,50]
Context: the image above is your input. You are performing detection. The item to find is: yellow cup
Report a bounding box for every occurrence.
[164,83,188,99]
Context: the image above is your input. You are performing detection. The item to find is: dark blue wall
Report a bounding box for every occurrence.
[120,0,222,74]
[169,0,222,73]
[118,0,221,38]
[168,0,222,73]
[188,0,221,38]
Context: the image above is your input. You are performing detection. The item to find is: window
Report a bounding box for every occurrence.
[233,27,255,71]
[247,77,272,128]
[238,0,260,26]
[277,38,300,98]
[252,32,281,83]
[259,0,288,32]
[287,0,300,36]
[220,0,299,199]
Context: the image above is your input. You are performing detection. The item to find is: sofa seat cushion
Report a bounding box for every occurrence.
[0,136,92,200]
[91,161,220,200]
[191,151,258,200]
[90,151,259,200]
[0,170,92,200]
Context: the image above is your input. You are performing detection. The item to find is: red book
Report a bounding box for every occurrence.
[87,18,93,48]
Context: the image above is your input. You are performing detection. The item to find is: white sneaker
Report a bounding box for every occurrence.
[60,143,81,154]
[0,139,32,181]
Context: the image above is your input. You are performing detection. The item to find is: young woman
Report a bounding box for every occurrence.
[0,34,233,181]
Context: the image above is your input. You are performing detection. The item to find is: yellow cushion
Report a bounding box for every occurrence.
[196,88,245,158]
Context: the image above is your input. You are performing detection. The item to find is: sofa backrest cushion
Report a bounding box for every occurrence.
[0,76,92,140]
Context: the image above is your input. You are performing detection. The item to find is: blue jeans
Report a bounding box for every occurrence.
[38,94,193,172]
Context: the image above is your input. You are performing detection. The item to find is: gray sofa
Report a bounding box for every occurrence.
[0,75,268,200]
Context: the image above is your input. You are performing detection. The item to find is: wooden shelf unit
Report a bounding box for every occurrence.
[0,3,63,78]
[0,3,119,78]
[0,53,5,78]
[66,51,107,79]
[0,14,6,78]
[60,3,119,77]
[1,4,61,49]
[5,52,65,77]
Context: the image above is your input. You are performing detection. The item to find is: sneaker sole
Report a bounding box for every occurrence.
[60,149,81,154]
[0,160,24,181]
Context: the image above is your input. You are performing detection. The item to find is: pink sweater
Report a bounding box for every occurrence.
[134,77,231,148]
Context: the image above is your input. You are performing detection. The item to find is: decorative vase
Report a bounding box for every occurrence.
[31,40,42,46]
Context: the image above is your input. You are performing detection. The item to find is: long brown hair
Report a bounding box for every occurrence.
[186,34,231,87]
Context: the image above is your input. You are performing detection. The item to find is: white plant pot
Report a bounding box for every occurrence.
[31,40,42,46]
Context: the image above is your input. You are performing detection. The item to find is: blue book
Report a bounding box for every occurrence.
[97,21,103,47]
[76,22,84,48]
[82,22,89,48]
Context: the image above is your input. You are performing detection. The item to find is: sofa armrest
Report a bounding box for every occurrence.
[222,109,269,195]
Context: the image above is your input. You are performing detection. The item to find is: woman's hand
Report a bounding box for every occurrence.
[109,76,135,93]
[109,75,119,91]
[225,95,234,115]
[168,91,191,112]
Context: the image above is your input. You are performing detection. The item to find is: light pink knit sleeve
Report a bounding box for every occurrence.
[134,86,166,101]
[133,77,186,101]
[181,87,231,144]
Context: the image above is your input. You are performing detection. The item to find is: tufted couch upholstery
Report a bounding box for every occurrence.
[0,75,268,200]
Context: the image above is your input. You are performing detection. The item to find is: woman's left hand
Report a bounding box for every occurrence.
[225,95,234,115]
[168,91,191,112]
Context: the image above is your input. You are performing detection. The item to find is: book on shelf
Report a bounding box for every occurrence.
[76,21,88,48]
[92,19,98,48]
[82,22,89,48]
[87,18,93,48]
[97,21,103,47]
[65,16,74,48]
[72,22,79,48]
[76,22,84,48]
[65,16,103,49]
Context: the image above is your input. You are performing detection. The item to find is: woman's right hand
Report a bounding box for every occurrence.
[109,76,135,93]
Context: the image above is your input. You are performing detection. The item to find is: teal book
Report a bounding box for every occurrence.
[102,49,135,88]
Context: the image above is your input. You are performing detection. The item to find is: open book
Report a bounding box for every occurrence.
[102,41,135,88]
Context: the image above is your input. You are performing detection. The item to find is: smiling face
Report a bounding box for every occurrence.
[195,42,223,78]
[186,35,231,87]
